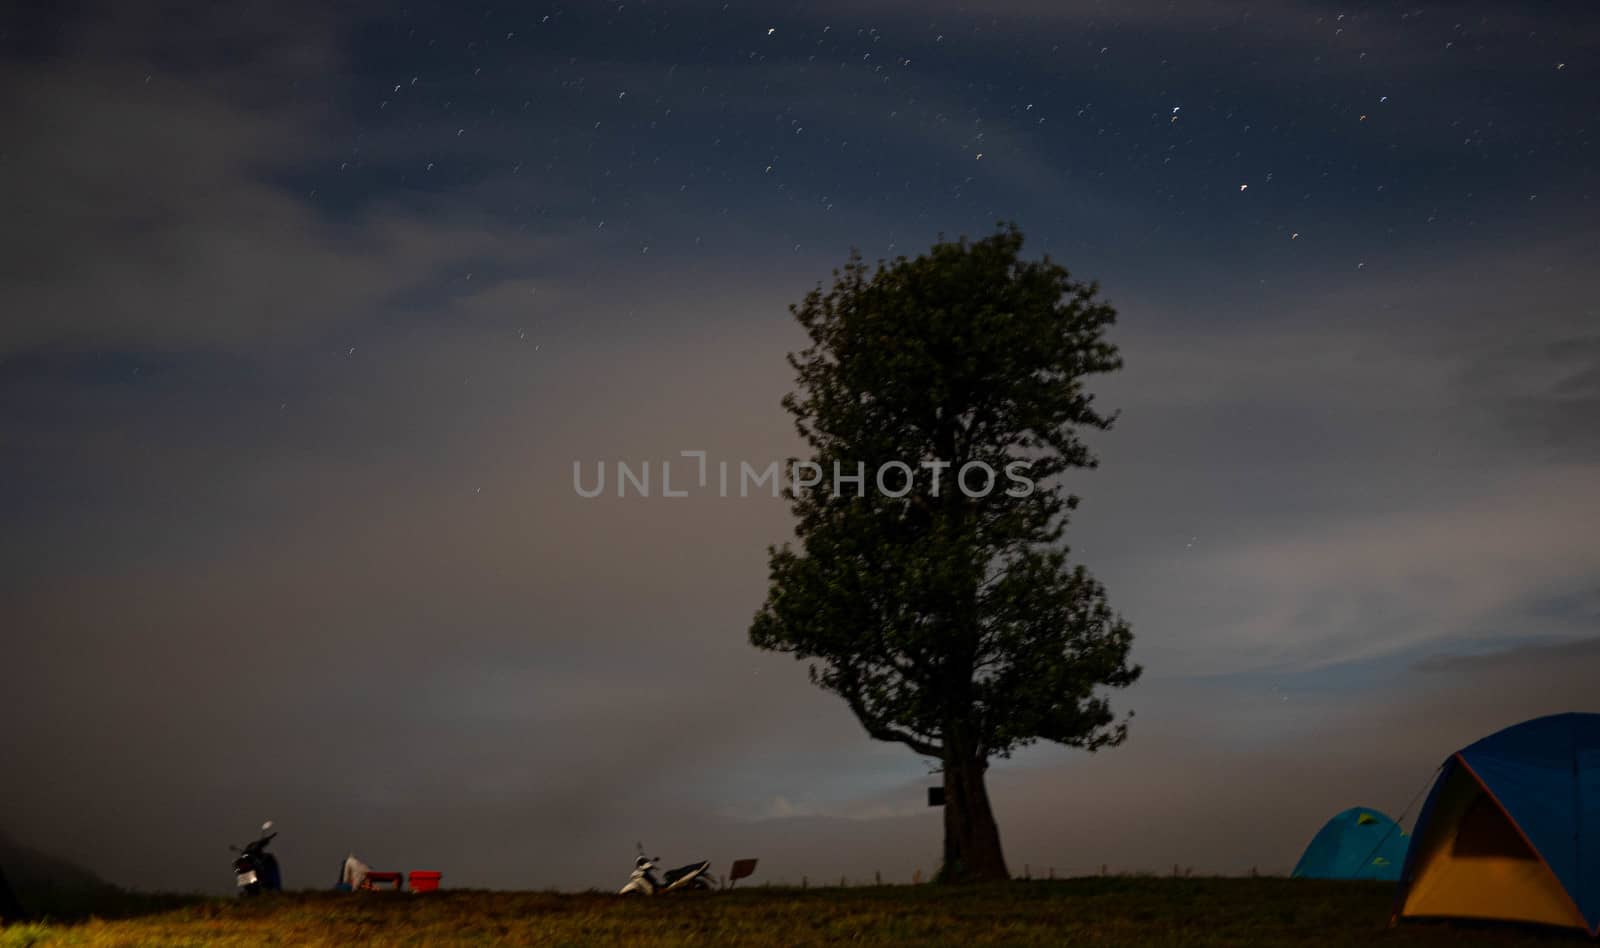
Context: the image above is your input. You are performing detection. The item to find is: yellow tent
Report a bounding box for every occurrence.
[1395,713,1598,934]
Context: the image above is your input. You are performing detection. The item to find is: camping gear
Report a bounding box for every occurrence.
[230,821,281,896]
[1291,807,1408,881]
[408,871,442,893]
[1394,712,1600,934]
[363,871,404,891]
[619,844,714,895]
[338,854,371,891]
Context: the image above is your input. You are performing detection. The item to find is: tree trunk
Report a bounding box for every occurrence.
[939,751,1010,882]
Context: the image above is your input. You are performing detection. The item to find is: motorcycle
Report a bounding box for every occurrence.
[231,821,282,895]
[619,844,715,895]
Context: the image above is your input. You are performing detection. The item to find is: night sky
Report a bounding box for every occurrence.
[2,0,1597,892]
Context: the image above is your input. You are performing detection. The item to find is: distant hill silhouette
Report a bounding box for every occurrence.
[0,830,204,922]
[1,863,22,923]
[0,830,125,920]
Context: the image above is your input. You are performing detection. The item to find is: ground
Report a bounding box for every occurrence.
[0,878,1587,947]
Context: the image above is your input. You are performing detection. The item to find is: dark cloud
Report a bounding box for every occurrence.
[0,61,550,355]
[1410,635,1600,673]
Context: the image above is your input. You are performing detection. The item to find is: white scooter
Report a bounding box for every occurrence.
[619,846,715,895]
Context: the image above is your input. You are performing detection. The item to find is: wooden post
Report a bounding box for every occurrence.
[913,869,922,884]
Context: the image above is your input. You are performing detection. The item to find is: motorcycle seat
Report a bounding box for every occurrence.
[662,861,711,884]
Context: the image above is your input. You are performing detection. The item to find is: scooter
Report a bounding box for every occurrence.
[231,821,282,895]
[619,845,714,895]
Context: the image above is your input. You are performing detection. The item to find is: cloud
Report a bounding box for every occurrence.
[0,1,560,358]
[1410,635,1600,673]
[1064,230,1600,674]
[1190,466,1598,669]
[7,203,1596,891]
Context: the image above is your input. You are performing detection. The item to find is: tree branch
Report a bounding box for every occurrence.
[843,688,944,758]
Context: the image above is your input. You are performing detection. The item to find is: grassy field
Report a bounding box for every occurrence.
[1,877,1587,947]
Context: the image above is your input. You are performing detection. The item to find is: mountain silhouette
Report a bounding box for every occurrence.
[0,830,119,920]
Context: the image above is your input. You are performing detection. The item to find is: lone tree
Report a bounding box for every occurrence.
[750,226,1140,882]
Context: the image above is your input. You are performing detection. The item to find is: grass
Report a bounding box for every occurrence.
[2,877,1589,947]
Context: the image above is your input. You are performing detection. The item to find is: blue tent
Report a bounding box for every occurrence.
[1291,807,1408,880]
[1394,712,1600,934]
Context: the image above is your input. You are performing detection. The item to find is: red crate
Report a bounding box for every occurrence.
[409,871,442,893]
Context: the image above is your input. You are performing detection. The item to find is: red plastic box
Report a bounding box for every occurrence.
[409,871,442,893]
